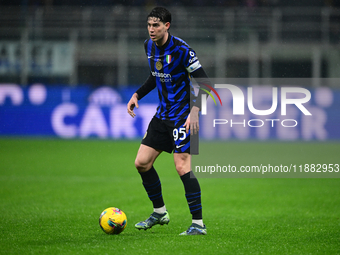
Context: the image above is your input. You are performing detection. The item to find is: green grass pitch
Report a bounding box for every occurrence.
[0,138,339,254]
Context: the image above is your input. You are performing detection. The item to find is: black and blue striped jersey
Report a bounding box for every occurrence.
[144,34,202,123]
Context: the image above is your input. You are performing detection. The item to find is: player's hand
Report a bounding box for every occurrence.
[127,93,139,118]
[184,106,199,135]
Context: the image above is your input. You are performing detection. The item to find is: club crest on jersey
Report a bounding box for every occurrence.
[156,61,162,70]
[166,55,172,64]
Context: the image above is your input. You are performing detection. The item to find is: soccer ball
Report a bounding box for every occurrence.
[99,207,127,235]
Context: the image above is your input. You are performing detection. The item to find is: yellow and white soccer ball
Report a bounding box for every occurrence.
[99,207,127,235]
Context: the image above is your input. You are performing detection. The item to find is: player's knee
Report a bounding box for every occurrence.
[134,158,151,173]
[175,163,190,176]
[174,154,190,176]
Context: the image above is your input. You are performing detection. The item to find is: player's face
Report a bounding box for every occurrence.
[147,17,170,46]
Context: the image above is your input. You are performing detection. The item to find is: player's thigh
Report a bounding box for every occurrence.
[143,117,173,154]
[173,152,191,176]
[135,144,162,172]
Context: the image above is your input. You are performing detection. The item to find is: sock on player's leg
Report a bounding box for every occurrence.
[180,171,204,227]
[153,205,166,214]
[192,219,204,227]
[139,166,165,210]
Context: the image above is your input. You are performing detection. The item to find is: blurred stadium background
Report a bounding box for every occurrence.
[1,2,340,254]
[0,0,339,139]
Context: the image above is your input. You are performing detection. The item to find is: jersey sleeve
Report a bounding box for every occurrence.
[183,48,202,73]
[190,67,212,109]
[144,39,148,55]
[135,74,156,100]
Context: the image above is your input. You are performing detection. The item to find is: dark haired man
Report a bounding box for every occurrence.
[127,6,210,235]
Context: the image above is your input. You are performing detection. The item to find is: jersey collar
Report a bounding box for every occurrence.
[155,32,171,50]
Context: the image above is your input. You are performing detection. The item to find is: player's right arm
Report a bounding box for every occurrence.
[127,74,156,118]
[127,93,139,118]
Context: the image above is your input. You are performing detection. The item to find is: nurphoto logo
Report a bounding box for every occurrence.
[199,84,312,128]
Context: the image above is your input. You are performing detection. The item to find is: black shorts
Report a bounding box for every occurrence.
[142,116,198,154]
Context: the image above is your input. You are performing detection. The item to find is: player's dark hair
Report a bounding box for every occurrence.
[147,7,171,24]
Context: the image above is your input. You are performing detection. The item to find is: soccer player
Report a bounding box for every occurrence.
[127,6,210,235]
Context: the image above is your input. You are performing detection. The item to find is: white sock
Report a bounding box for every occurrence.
[192,219,204,227]
[154,206,166,214]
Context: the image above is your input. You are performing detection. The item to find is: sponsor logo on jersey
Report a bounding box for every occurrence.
[151,71,172,83]
[189,56,198,64]
[189,51,198,64]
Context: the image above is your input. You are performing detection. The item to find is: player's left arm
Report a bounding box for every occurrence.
[184,66,212,134]
[190,67,212,110]
[182,48,213,134]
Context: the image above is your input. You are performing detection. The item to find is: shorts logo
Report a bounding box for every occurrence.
[156,61,162,70]
[143,131,147,139]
